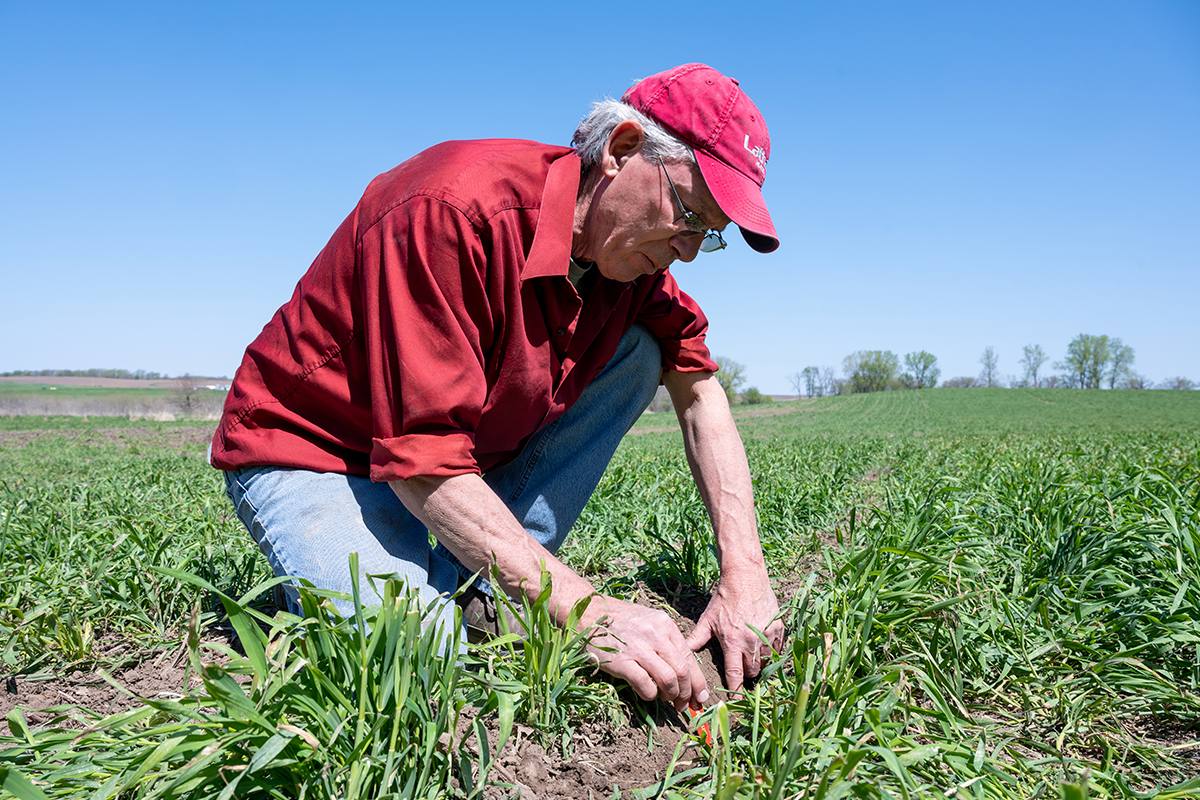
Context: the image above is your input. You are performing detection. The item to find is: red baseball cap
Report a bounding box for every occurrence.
[622,63,778,253]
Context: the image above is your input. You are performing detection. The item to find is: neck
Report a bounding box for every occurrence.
[572,170,608,261]
[572,190,594,261]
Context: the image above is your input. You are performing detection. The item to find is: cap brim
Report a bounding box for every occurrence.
[695,150,779,253]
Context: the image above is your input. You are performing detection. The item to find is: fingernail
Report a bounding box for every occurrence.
[698,689,709,704]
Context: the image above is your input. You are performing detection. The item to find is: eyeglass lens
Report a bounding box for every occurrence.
[658,156,726,253]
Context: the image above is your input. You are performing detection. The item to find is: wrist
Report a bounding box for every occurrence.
[715,565,772,597]
[574,592,614,630]
[717,553,770,580]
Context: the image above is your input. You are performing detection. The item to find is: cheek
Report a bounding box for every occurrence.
[599,217,648,257]
[608,187,669,240]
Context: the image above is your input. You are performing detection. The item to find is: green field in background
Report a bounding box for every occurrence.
[0,382,169,398]
[636,387,1200,439]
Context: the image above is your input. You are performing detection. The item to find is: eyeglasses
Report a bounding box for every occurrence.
[657,156,727,253]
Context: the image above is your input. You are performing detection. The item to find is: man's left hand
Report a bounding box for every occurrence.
[685,573,785,694]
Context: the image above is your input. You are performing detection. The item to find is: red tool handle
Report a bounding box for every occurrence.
[687,705,714,746]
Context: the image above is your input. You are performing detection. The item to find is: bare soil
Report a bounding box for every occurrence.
[472,655,722,797]
[1,641,197,729]
[462,583,733,798]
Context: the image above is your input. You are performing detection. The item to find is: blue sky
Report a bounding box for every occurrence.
[2,1,1197,393]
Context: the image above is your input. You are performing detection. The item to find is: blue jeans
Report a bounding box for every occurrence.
[222,324,662,630]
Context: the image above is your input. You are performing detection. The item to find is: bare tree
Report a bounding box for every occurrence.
[793,366,822,396]
[1020,344,1048,388]
[978,346,1001,388]
[789,369,822,397]
[787,372,804,396]
[1162,376,1197,391]
[170,373,200,414]
[820,366,840,396]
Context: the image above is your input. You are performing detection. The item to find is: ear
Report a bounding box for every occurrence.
[600,120,645,178]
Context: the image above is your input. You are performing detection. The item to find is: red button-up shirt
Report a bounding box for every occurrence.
[211,140,718,482]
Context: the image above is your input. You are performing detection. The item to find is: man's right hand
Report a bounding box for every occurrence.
[580,595,709,713]
[391,474,708,709]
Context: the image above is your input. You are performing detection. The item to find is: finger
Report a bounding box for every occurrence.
[604,659,660,702]
[637,652,685,705]
[669,657,693,710]
[748,623,785,677]
[767,619,787,653]
[690,659,710,706]
[684,616,713,652]
[724,655,745,695]
[673,651,709,712]
[590,639,667,703]
[744,642,766,680]
[740,633,760,673]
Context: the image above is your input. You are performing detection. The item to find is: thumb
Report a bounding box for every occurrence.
[685,616,713,652]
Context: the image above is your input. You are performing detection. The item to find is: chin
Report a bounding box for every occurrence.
[595,261,636,283]
[595,248,660,283]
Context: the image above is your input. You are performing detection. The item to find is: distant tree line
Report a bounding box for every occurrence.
[1,368,167,379]
[2,368,234,382]
[788,334,1195,396]
[788,349,942,396]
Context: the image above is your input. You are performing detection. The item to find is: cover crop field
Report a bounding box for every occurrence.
[1,388,1198,798]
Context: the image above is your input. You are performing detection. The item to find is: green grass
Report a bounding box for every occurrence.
[635,387,1200,439]
[2,389,1199,797]
[4,564,484,799]
[0,382,169,397]
[0,424,261,678]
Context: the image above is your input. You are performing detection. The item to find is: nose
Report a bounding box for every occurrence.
[672,230,703,262]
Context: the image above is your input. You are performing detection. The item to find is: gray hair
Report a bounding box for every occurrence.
[572,98,695,171]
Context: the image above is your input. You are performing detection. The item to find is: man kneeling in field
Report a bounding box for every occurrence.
[210,63,784,713]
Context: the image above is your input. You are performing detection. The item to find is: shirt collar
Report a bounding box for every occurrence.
[521,152,581,280]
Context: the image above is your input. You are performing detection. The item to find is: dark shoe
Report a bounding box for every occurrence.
[272,582,291,612]
[455,584,524,643]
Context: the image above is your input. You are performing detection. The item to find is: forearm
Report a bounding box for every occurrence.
[389,473,599,625]
[666,372,769,582]
[665,370,784,689]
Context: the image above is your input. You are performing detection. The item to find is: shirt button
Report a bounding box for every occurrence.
[556,327,566,337]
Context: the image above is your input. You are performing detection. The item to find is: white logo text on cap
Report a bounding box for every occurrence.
[743,135,768,176]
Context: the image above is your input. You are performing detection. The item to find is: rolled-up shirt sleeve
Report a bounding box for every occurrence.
[636,268,720,375]
[359,195,493,482]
